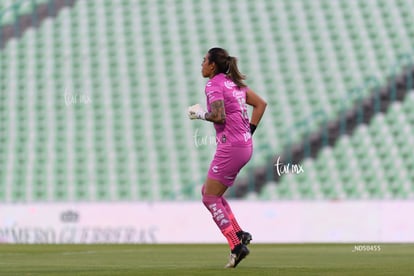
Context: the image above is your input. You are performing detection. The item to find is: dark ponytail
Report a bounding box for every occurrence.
[208,47,247,88]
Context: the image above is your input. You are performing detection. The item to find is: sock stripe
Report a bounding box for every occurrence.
[222,226,240,250]
[221,197,242,233]
[202,194,240,250]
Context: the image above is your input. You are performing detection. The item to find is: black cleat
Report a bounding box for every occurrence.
[237,231,252,245]
[224,244,250,268]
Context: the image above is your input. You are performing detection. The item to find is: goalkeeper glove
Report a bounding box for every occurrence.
[187,104,207,120]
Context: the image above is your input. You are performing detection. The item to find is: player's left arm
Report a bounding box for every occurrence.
[246,89,267,134]
[205,100,226,124]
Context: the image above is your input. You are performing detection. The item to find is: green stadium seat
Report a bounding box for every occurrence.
[2,0,414,202]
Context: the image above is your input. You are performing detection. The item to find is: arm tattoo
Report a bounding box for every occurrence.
[205,100,226,124]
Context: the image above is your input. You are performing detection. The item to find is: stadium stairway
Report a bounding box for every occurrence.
[231,0,414,199]
[240,65,414,199]
[0,0,78,49]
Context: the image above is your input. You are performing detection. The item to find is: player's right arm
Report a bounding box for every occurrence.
[246,89,267,134]
[187,100,226,124]
[205,100,226,124]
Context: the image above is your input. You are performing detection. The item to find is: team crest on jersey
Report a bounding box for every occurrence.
[224,80,236,89]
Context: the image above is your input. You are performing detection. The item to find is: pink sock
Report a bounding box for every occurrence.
[221,197,242,233]
[202,194,240,250]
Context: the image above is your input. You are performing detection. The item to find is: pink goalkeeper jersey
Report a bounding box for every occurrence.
[205,73,252,146]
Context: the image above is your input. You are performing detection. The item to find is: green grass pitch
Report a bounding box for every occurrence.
[0,244,413,275]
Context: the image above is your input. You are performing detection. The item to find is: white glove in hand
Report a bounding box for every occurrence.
[187,104,207,120]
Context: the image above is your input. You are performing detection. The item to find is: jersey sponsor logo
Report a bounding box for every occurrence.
[232,89,245,98]
[224,80,236,89]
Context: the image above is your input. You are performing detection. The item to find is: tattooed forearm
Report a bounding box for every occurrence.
[205,100,226,124]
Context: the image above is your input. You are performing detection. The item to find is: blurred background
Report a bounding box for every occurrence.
[0,0,414,243]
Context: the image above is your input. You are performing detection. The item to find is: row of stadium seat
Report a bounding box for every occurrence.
[260,91,414,200]
[1,0,414,202]
[0,0,53,27]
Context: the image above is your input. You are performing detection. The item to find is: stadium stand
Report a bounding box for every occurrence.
[0,0,413,202]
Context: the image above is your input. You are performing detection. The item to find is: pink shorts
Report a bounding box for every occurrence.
[207,144,253,187]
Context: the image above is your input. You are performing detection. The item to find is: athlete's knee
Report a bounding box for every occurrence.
[203,178,228,197]
[202,193,220,209]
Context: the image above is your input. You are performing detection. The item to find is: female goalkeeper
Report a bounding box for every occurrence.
[187,47,267,268]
